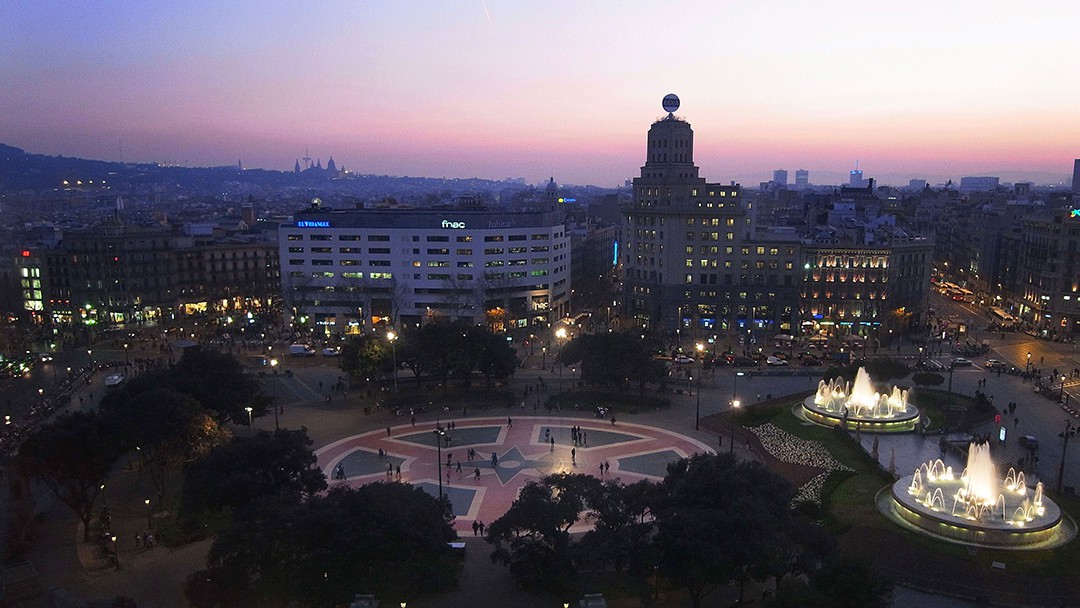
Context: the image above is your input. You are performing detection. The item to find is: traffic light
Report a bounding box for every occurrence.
[995,414,1001,424]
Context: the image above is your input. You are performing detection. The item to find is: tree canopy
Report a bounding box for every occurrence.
[394,321,518,388]
[557,332,666,392]
[17,411,124,541]
[187,484,458,607]
[101,348,267,424]
[179,427,327,524]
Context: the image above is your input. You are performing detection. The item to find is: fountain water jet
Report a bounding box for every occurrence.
[800,367,920,432]
[882,441,1073,549]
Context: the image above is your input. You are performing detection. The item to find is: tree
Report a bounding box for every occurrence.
[189,484,458,607]
[911,371,945,387]
[339,334,393,383]
[653,453,829,608]
[102,388,230,501]
[102,348,268,425]
[17,411,124,542]
[179,428,327,524]
[575,479,661,603]
[486,474,599,594]
[559,332,665,393]
[767,557,893,608]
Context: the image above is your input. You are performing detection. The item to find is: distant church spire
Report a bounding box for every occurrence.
[294,159,301,174]
[327,156,337,174]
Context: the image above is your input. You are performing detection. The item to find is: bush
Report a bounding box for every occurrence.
[911,372,944,387]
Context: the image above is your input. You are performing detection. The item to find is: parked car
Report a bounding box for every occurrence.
[674,355,695,364]
[766,356,788,366]
[801,357,822,366]
[950,357,973,367]
[322,347,341,357]
[1019,435,1039,451]
[730,356,757,367]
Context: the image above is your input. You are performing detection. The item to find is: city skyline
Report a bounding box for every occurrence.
[2,1,1079,187]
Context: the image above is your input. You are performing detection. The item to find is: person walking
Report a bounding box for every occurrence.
[472,520,480,536]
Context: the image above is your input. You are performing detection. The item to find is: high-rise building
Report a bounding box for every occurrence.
[279,206,570,333]
[1072,159,1080,194]
[773,170,788,186]
[849,165,864,187]
[795,170,809,188]
[621,101,800,334]
[908,179,927,190]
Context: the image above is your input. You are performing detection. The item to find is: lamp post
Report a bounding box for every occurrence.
[730,371,744,452]
[269,358,279,429]
[541,346,547,370]
[1027,351,1032,372]
[434,428,446,502]
[1062,375,1068,402]
[123,342,129,364]
[387,331,398,392]
[918,346,923,366]
[694,343,705,430]
[948,364,955,394]
[144,498,152,530]
[245,406,253,427]
[100,483,107,509]
[730,399,741,454]
[1057,420,1078,493]
[555,327,568,393]
[88,348,93,368]
[111,535,120,570]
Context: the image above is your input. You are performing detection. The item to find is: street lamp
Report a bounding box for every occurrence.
[245,406,253,427]
[1057,421,1078,493]
[111,535,119,570]
[1027,351,1032,372]
[434,428,446,502]
[144,498,152,530]
[269,358,279,429]
[100,483,107,509]
[542,345,547,370]
[87,349,93,367]
[387,331,398,392]
[1062,375,1068,402]
[918,346,923,366]
[730,399,741,454]
[555,327,568,393]
[123,342,129,364]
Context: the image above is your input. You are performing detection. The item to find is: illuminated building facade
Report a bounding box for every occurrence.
[279,206,570,334]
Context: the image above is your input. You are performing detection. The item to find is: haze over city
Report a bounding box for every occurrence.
[3,0,1079,186]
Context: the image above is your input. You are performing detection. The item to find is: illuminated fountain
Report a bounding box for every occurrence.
[880,441,1074,549]
[799,367,920,432]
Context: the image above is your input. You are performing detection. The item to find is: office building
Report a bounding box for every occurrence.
[773,170,788,187]
[279,205,570,333]
[1073,159,1080,194]
[795,170,809,189]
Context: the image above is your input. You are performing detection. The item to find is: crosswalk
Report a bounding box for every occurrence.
[261,375,322,404]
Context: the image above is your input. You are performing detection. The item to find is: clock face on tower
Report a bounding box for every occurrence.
[662,93,680,113]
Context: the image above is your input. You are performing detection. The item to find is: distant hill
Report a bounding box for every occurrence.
[0,143,542,200]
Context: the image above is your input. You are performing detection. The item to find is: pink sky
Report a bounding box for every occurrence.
[2,1,1078,186]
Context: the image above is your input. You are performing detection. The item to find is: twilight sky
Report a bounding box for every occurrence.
[2,1,1079,186]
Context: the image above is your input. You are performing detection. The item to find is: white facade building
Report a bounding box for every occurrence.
[279,206,570,334]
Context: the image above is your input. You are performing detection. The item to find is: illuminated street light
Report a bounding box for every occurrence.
[144,498,152,530]
[387,331,398,392]
[269,358,279,429]
[245,406,253,427]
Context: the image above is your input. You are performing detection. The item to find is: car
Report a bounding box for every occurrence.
[1019,435,1039,451]
[985,359,1007,370]
[950,357,973,367]
[322,347,341,357]
[674,355,695,364]
[801,357,822,366]
[37,353,53,363]
[730,356,757,367]
[288,344,316,357]
[766,356,788,366]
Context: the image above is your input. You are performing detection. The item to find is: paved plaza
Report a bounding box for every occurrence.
[316,417,713,533]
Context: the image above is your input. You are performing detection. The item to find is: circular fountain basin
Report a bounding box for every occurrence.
[881,476,1074,549]
[799,395,920,432]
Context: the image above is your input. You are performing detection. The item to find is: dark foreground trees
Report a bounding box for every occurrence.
[179,427,327,525]
[486,454,834,607]
[186,483,459,608]
[17,411,125,542]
